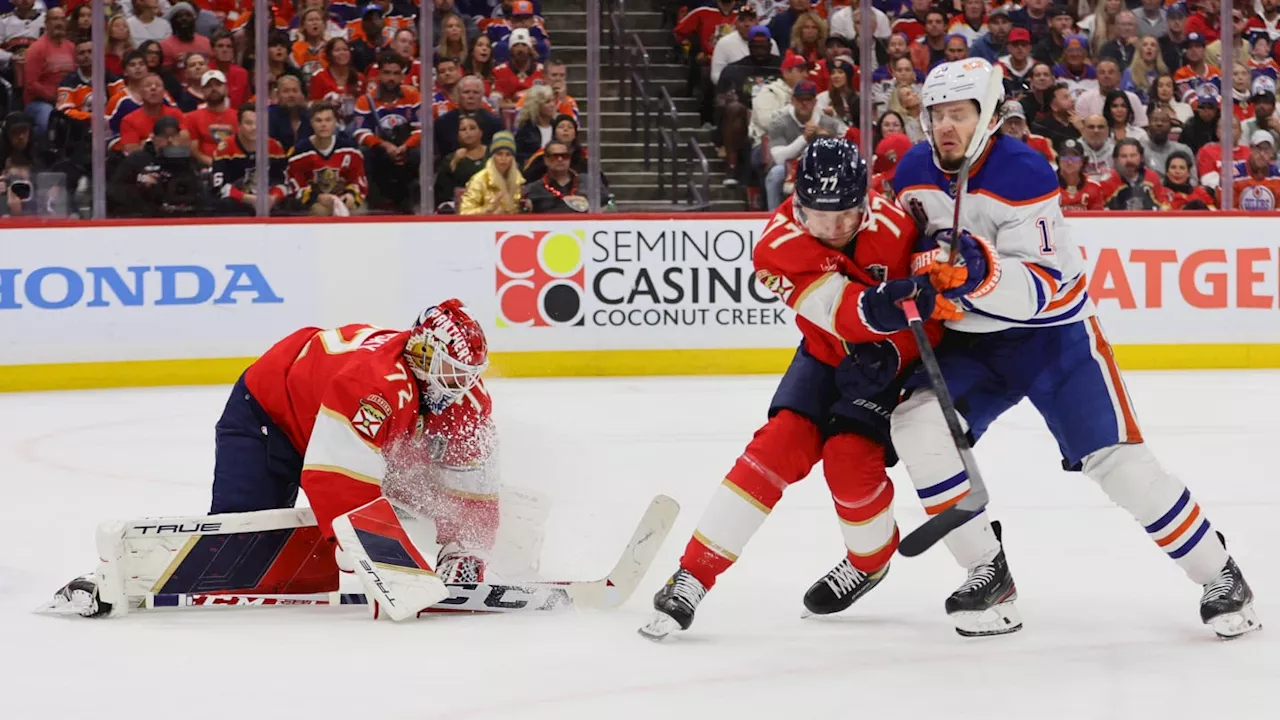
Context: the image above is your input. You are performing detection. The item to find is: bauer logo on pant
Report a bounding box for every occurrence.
[351,395,391,439]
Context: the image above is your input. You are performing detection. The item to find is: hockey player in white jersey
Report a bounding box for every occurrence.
[891,58,1260,640]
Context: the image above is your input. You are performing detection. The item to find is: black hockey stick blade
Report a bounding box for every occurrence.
[897,298,991,557]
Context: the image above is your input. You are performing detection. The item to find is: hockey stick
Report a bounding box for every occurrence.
[897,159,992,558]
[125,495,679,616]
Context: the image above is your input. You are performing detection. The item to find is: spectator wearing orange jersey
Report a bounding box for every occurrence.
[492,29,543,107]
[57,38,121,123]
[1173,32,1222,104]
[1226,130,1280,210]
[1002,101,1059,168]
[291,7,330,81]
[185,70,238,165]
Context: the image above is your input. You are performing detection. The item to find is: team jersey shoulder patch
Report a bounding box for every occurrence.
[351,394,392,440]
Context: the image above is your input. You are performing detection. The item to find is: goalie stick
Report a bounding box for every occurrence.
[898,161,992,558]
[46,495,679,617]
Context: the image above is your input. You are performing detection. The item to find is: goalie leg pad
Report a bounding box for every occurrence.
[330,498,448,621]
[1083,443,1228,585]
[680,409,824,589]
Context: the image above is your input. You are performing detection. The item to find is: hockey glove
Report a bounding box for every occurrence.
[836,340,900,400]
[857,276,937,334]
[926,230,1001,300]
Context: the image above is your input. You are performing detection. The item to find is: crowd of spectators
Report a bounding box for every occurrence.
[0,0,610,217]
[678,0,1280,211]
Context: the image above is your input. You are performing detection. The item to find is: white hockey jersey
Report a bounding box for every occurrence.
[893,134,1093,333]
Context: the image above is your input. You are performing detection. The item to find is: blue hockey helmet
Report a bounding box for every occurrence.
[793,136,869,212]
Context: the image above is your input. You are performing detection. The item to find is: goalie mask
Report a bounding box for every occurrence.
[404,299,490,414]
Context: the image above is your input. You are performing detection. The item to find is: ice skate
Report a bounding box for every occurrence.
[436,542,492,584]
[638,569,706,641]
[946,523,1021,637]
[801,558,889,617]
[1200,557,1261,640]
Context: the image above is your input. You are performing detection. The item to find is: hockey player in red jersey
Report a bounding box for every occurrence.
[640,138,950,639]
[212,299,499,588]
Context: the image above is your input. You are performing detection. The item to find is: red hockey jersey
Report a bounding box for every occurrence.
[1059,180,1104,210]
[285,134,368,207]
[243,325,497,540]
[752,193,942,369]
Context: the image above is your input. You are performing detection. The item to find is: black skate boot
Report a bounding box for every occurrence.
[1200,557,1261,640]
[802,558,889,617]
[638,569,707,641]
[945,521,1021,637]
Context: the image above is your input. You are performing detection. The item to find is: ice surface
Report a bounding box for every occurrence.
[1,373,1277,719]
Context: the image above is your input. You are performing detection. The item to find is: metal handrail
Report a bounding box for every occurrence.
[627,33,653,169]
[685,136,711,210]
[656,87,681,203]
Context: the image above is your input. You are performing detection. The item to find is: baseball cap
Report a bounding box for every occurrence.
[165,1,195,19]
[1063,34,1088,51]
[748,25,771,41]
[781,51,808,71]
[1252,75,1276,100]
[1185,32,1207,47]
[511,0,535,16]
[987,6,1011,20]
[1059,138,1085,157]
[1003,101,1026,120]
[1009,28,1031,44]
[1251,129,1274,147]
[153,116,182,135]
[360,3,383,17]
[1049,4,1073,19]
[508,28,533,48]
[1166,2,1188,18]
[734,2,756,16]
[200,69,226,86]
[793,80,818,98]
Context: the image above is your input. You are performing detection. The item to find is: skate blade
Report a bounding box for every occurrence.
[1208,605,1262,640]
[637,612,682,641]
[950,601,1023,638]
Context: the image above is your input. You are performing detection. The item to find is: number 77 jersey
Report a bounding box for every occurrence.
[753,193,940,368]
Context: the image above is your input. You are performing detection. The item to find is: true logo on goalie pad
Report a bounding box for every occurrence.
[352,395,392,439]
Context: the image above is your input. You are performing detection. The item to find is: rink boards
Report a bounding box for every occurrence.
[2,212,1279,391]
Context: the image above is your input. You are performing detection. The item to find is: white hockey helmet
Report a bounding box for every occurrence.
[919,58,1006,167]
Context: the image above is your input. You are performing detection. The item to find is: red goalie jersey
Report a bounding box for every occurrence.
[753,192,941,368]
[243,324,496,543]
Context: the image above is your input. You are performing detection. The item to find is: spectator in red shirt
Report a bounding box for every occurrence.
[492,29,544,107]
[1185,0,1222,44]
[210,30,250,109]
[160,3,212,72]
[185,70,238,166]
[1162,150,1216,209]
[119,74,188,153]
[1057,138,1105,210]
[24,7,77,135]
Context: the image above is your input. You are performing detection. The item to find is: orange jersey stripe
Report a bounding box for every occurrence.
[1025,263,1060,296]
[1156,505,1201,548]
[1088,316,1143,444]
[1045,275,1086,312]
